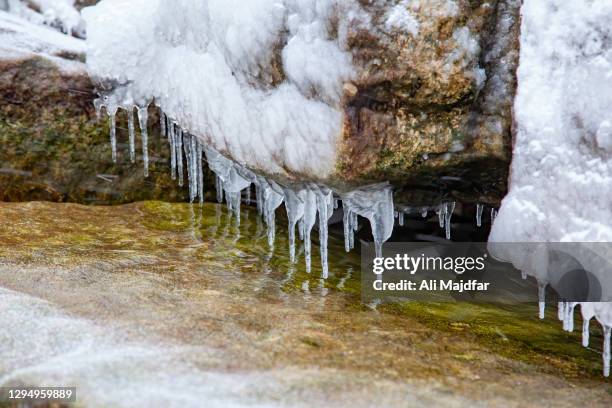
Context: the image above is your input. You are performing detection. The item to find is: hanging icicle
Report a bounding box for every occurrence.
[159,109,166,138]
[177,128,184,187]
[127,107,136,163]
[316,188,333,279]
[445,202,456,240]
[108,106,118,163]
[537,281,546,319]
[476,204,484,227]
[283,188,305,264]
[137,107,149,177]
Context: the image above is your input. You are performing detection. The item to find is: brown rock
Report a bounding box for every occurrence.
[334,0,521,206]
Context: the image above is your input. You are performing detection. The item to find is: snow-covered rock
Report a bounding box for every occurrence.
[83,0,520,204]
[0,0,85,38]
[489,0,612,375]
[0,10,85,72]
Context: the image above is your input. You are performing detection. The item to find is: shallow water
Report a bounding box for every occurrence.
[0,201,610,407]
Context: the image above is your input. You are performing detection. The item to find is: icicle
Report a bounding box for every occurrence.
[261,180,284,249]
[537,281,546,319]
[566,303,576,332]
[245,186,251,205]
[196,141,204,204]
[166,116,172,143]
[230,191,241,222]
[341,184,394,260]
[183,134,194,200]
[283,188,305,263]
[177,128,184,187]
[189,135,198,203]
[582,318,590,347]
[159,109,166,138]
[562,302,576,332]
[108,107,118,163]
[93,98,104,120]
[169,123,177,180]
[445,202,456,240]
[398,212,404,226]
[255,183,263,214]
[316,189,333,279]
[558,301,566,321]
[350,213,356,250]
[491,208,498,223]
[343,208,352,253]
[127,107,136,163]
[137,107,149,177]
[476,204,484,227]
[604,326,611,377]
[298,218,305,241]
[215,176,224,203]
[301,189,318,273]
[421,208,428,218]
[334,198,339,209]
[437,204,446,228]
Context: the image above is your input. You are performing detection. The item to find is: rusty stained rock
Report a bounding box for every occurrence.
[335,0,521,206]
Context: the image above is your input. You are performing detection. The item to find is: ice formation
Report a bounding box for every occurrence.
[489,0,612,376]
[84,0,612,376]
[1,0,84,37]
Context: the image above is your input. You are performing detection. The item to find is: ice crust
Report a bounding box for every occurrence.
[489,0,612,375]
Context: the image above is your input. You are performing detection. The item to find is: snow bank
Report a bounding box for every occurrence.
[489,0,612,375]
[1,0,84,37]
[0,10,85,73]
[83,0,367,181]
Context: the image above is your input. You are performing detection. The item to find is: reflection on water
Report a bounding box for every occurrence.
[0,201,609,407]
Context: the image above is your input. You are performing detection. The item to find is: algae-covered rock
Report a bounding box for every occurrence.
[0,11,213,204]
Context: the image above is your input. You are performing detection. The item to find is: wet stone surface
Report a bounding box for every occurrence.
[0,201,610,407]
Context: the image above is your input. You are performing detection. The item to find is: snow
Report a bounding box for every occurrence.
[1,0,84,37]
[0,10,85,72]
[489,0,612,375]
[384,1,419,36]
[83,0,367,181]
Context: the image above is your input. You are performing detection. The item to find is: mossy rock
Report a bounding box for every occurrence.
[0,55,215,204]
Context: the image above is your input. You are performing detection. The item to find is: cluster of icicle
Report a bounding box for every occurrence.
[92,97,499,276]
[93,100,399,278]
[538,299,611,377]
[93,99,611,377]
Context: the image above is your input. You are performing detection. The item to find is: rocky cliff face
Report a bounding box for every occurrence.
[337,0,520,205]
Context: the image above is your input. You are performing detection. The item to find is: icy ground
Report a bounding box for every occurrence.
[489,0,612,375]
